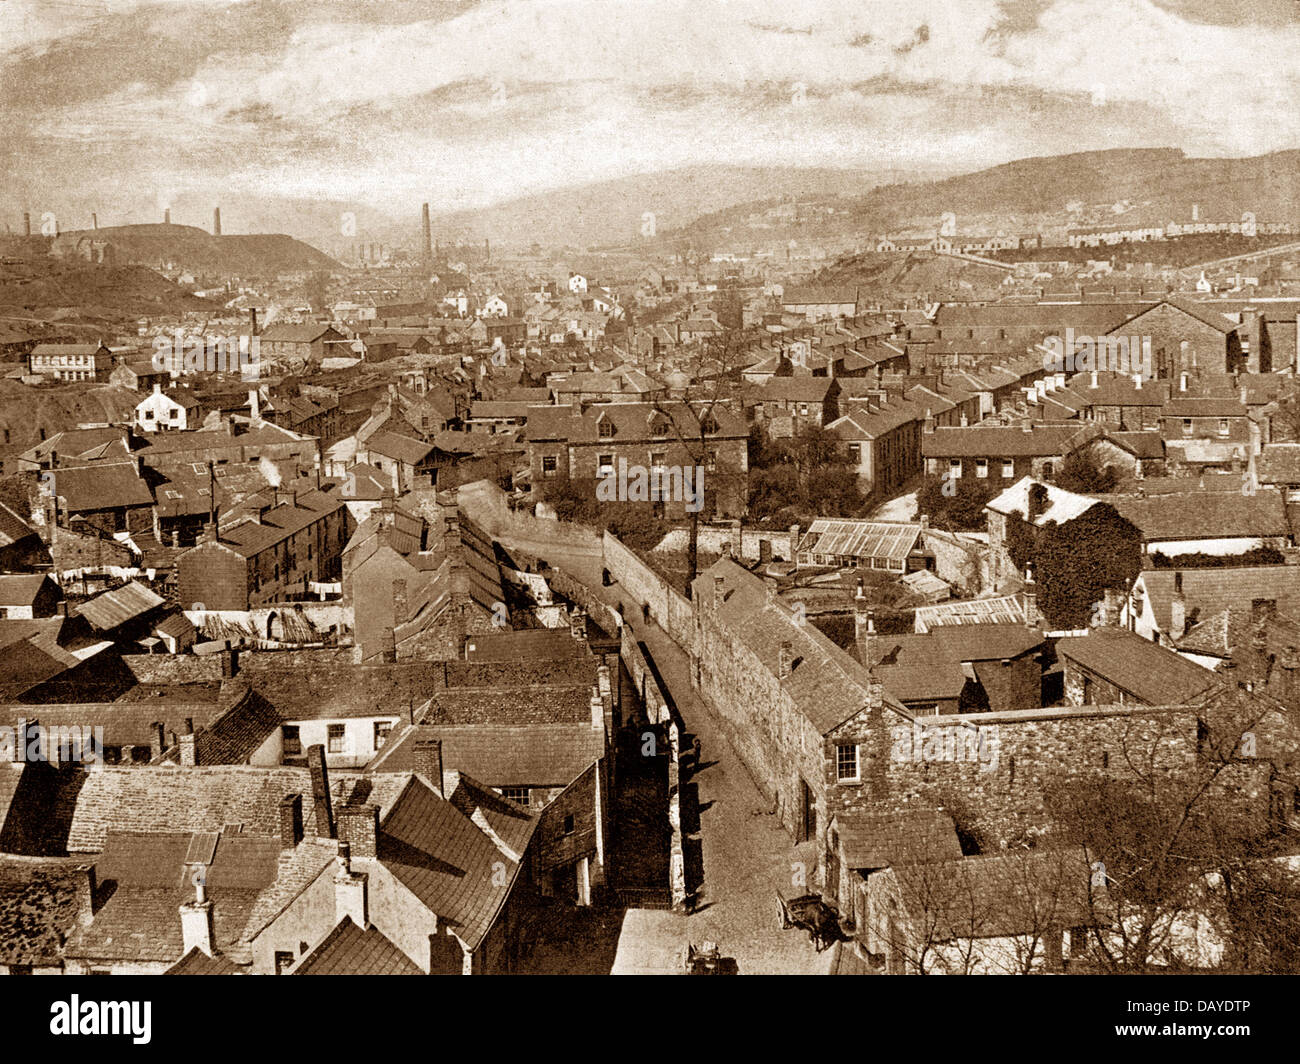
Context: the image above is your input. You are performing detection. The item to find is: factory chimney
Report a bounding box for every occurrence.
[164,208,171,225]
[92,213,98,230]
[23,212,31,237]
[213,206,221,236]
[422,203,432,265]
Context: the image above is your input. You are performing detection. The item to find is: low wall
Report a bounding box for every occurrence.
[652,524,796,563]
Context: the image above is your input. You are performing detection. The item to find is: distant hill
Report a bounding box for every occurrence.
[677,148,1300,242]
[422,165,930,249]
[50,224,340,278]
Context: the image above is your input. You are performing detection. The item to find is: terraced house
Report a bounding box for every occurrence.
[176,486,351,610]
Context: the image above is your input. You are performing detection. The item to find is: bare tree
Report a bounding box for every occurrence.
[648,324,754,591]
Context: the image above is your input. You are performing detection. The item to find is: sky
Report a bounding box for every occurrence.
[1,0,1298,232]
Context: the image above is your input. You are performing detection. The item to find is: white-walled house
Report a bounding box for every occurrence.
[136,384,199,432]
[568,273,589,295]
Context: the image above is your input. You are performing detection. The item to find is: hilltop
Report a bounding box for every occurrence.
[0,256,220,325]
[674,148,1300,243]
[50,224,340,278]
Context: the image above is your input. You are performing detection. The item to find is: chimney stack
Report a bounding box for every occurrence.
[213,206,221,236]
[1023,567,1038,628]
[413,739,443,794]
[307,744,335,838]
[337,803,379,860]
[855,603,875,667]
[23,212,31,237]
[569,606,587,641]
[249,307,259,337]
[1170,571,1187,641]
[178,718,197,767]
[92,212,97,230]
[422,203,432,265]
[280,794,304,849]
[333,842,368,928]
[713,574,725,609]
[179,874,214,957]
[164,208,171,225]
[150,721,166,761]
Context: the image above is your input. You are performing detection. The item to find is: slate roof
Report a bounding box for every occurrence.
[690,558,909,734]
[923,423,1100,459]
[375,775,532,951]
[75,581,164,631]
[64,829,282,963]
[1101,489,1290,539]
[0,856,93,966]
[1055,626,1219,704]
[525,401,745,443]
[0,574,55,608]
[0,502,38,549]
[1137,566,1300,635]
[836,809,963,870]
[50,461,154,512]
[293,916,420,975]
[894,850,1095,941]
[208,488,345,558]
[369,722,604,788]
[59,766,411,854]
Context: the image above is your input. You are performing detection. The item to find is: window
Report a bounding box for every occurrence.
[563,814,575,835]
[1002,459,1015,478]
[836,743,860,783]
[597,418,615,438]
[144,410,155,420]
[949,459,962,478]
[798,403,809,416]
[650,451,666,470]
[373,721,392,749]
[847,442,861,461]
[597,453,615,475]
[501,787,530,807]
[282,725,301,757]
[1182,418,1193,437]
[542,455,558,477]
[327,723,345,754]
[1218,418,1230,438]
[274,951,295,975]
[975,459,988,478]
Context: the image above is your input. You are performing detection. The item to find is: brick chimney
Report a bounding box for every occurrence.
[333,842,368,928]
[178,718,197,767]
[337,803,379,860]
[590,685,605,731]
[150,721,165,760]
[778,640,794,679]
[1023,567,1037,628]
[307,744,335,838]
[413,739,443,794]
[569,606,587,641]
[712,574,725,609]
[855,603,875,667]
[279,793,303,850]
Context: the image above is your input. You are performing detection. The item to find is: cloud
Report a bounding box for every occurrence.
[2,0,1298,223]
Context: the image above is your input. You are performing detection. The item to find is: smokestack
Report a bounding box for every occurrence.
[422,203,432,264]
[213,206,221,236]
[249,307,259,337]
[1170,571,1187,641]
[778,641,794,679]
[484,237,490,262]
[23,212,30,237]
[164,208,171,225]
[92,213,97,230]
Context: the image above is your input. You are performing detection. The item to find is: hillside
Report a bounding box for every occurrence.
[676,149,1300,243]
[422,165,929,249]
[0,380,140,456]
[50,224,340,278]
[0,256,220,324]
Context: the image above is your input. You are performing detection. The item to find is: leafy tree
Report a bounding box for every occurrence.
[1054,450,1119,494]
[916,475,1001,532]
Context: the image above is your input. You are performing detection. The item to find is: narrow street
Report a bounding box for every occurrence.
[512,540,833,975]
